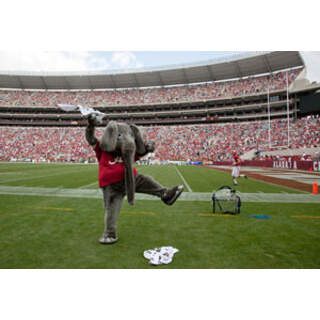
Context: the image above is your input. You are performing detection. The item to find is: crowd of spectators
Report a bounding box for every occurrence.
[142,116,320,161]
[1,115,319,163]
[0,127,93,163]
[0,69,301,107]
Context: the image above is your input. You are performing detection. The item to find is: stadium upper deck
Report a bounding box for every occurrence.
[0,69,301,106]
[0,51,319,126]
[0,51,304,90]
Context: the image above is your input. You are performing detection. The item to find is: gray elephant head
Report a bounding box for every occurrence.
[99,121,147,205]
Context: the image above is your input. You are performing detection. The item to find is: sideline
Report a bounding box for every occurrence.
[210,165,310,194]
[0,185,319,203]
[78,181,99,189]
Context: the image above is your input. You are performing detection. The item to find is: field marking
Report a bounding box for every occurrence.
[174,166,192,192]
[120,211,155,216]
[1,186,320,203]
[0,167,82,184]
[0,172,24,175]
[264,254,275,259]
[198,213,238,217]
[34,206,75,212]
[78,181,99,189]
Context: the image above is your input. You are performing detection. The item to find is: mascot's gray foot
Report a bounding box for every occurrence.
[162,185,184,205]
[99,234,118,244]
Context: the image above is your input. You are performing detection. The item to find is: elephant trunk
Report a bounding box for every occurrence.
[121,139,136,206]
[100,121,118,152]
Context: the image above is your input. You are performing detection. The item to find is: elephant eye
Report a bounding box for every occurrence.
[118,133,122,137]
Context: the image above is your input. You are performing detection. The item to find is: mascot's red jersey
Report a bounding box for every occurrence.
[94,142,138,187]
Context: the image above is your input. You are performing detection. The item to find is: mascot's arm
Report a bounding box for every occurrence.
[140,141,156,157]
[85,115,98,147]
[134,140,156,157]
[130,124,155,157]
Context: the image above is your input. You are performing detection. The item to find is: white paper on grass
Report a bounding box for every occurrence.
[143,246,179,265]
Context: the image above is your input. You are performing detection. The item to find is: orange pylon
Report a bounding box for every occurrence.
[313,182,318,195]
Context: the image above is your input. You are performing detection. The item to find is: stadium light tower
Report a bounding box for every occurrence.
[267,86,271,149]
[286,70,290,147]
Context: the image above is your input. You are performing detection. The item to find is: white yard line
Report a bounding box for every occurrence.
[78,181,99,189]
[0,185,319,203]
[174,166,192,192]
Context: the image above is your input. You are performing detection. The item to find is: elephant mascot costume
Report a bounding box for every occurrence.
[85,115,184,244]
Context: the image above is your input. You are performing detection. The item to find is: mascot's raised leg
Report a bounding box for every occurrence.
[134,174,184,205]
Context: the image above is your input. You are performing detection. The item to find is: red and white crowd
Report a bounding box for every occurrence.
[1,67,317,163]
[1,116,319,163]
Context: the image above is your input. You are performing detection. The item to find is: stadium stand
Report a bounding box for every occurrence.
[0,51,319,164]
[0,69,300,107]
[1,116,319,163]
[0,68,304,127]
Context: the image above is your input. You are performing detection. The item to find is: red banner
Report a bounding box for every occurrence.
[210,160,320,172]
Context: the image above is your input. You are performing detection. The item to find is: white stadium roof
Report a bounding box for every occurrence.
[0,51,304,90]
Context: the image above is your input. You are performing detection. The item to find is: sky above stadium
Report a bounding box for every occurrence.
[0,51,247,72]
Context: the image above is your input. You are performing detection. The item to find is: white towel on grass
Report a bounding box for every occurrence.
[57,104,105,123]
[143,246,179,265]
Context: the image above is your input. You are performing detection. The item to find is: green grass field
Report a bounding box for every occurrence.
[0,162,319,268]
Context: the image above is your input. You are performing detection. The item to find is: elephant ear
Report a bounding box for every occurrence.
[100,121,118,152]
[130,124,147,155]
